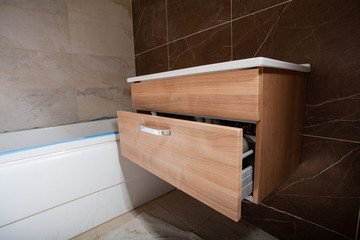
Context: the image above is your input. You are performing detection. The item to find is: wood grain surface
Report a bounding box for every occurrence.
[131,69,260,121]
[253,68,307,203]
[117,111,244,221]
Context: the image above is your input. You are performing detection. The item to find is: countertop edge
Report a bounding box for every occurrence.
[128,57,311,83]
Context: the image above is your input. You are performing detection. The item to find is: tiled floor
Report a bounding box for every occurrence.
[71,190,277,240]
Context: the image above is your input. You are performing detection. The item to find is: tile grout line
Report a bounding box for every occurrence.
[165,0,170,71]
[232,0,291,22]
[65,0,80,123]
[135,1,291,58]
[134,42,169,57]
[0,183,122,229]
[253,1,291,57]
[306,92,360,108]
[192,212,219,234]
[302,134,360,144]
[230,0,233,60]
[241,218,278,238]
[260,203,352,240]
[135,20,230,58]
[355,208,359,240]
[155,199,197,232]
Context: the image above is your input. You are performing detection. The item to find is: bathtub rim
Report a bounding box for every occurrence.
[0,118,119,155]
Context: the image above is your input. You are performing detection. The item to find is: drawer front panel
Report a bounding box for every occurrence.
[131,69,260,121]
[117,111,244,221]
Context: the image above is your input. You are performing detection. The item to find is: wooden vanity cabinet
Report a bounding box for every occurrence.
[117,66,307,221]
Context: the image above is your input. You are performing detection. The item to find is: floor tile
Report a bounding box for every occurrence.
[195,213,277,240]
[72,190,279,240]
[71,199,195,240]
[97,213,202,240]
[156,190,218,230]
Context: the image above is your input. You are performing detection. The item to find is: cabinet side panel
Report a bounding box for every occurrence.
[254,68,307,203]
[131,69,260,121]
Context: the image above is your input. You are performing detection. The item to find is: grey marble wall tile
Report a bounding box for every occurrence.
[72,54,135,88]
[68,0,134,58]
[0,0,135,132]
[111,0,132,17]
[0,88,78,133]
[0,5,71,52]
[0,0,68,15]
[0,48,73,89]
[76,87,132,121]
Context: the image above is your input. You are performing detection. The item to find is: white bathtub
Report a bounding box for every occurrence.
[0,119,174,240]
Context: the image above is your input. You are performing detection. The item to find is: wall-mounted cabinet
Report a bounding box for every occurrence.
[117,57,310,221]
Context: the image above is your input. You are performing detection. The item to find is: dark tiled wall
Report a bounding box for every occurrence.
[132,0,360,239]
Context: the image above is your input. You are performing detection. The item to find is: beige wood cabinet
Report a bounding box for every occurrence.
[117,61,308,221]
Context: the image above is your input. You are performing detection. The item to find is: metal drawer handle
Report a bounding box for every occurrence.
[140,124,171,136]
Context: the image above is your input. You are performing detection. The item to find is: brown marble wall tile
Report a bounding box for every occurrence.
[252,0,360,141]
[167,0,230,41]
[135,45,168,75]
[132,0,167,54]
[244,136,360,240]
[169,23,231,70]
[232,0,287,19]
[233,0,360,141]
[242,201,352,240]
[253,0,360,103]
[304,94,360,142]
[232,3,288,60]
[131,1,360,239]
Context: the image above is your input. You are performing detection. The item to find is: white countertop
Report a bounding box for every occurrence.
[127,57,311,83]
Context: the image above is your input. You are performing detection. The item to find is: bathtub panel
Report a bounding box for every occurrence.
[0,140,123,227]
[0,118,174,239]
[119,165,176,209]
[0,184,129,240]
[0,165,174,240]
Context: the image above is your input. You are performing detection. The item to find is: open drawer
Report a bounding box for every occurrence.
[117,111,254,221]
